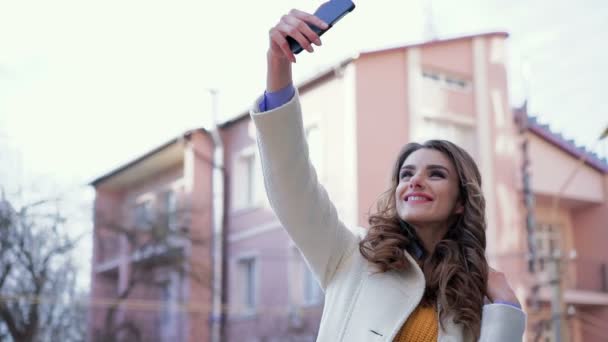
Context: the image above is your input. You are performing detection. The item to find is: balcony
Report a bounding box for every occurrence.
[564,259,608,306]
[131,234,189,265]
[94,227,190,273]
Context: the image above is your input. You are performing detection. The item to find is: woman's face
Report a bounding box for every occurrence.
[395,148,463,228]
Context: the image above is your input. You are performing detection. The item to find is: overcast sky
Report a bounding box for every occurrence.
[1,0,607,189]
[1,0,606,290]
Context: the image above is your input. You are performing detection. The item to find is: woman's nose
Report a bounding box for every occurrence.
[409,174,424,189]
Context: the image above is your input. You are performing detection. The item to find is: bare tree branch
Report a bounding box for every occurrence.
[0,192,85,342]
[92,203,212,341]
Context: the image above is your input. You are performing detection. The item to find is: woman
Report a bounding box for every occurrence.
[250,9,526,341]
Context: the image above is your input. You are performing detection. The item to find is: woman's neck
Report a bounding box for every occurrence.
[412,223,449,254]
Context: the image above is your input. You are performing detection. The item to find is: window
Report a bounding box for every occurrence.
[421,69,470,91]
[445,76,468,89]
[160,273,180,341]
[303,266,322,305]
[237,257,257,312]
[244,153,256,206]
[162,190,177,230]
[535,223,561,273]
[422,70,440,81]
[234,147,265,210]
[134,200,153,230]
[289,246,323,306]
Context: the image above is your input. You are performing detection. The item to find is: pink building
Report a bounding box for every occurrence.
[88,129,215,342]
[88,32,608,341]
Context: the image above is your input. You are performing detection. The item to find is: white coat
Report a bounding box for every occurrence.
[250,92,526,341]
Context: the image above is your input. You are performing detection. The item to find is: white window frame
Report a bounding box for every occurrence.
[233,146,266,212]
[288,244,323,307]
[160,272,180,342]
[535,223,562,275]
[235,254,259,316]
[422,69,471,92]
[162,189,178,231]
[302,264,322,306]
[134,197,154,230]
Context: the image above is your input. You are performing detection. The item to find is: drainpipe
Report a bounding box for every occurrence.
[208,88,225,342]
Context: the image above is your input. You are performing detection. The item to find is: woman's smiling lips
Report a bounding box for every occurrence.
[404,192,434,204]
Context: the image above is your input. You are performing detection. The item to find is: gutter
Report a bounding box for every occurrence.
[208,89,225,342]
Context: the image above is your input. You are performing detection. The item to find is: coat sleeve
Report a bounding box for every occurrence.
[250,92,358,289]
[479,304,527,341]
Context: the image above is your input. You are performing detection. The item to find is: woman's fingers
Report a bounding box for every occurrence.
[288,9,329,45]
[282,16,316,52]
[268,9,329,63]
[487,268,520,305]
[270,29,295,63]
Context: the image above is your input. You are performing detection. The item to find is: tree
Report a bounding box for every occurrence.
[0,191,86,342]
[91,200,211,342]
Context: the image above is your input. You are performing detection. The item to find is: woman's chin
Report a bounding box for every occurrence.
[400,215,427,226]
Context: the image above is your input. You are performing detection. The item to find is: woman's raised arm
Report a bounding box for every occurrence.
[250,10,358,289]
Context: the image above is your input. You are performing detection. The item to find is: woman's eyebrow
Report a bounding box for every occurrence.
[427,164,450,174]
[401,164,450,173]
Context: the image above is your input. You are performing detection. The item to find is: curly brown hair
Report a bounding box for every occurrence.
[359,140,488,339]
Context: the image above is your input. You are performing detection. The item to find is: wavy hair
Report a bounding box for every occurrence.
[359,140,488,339]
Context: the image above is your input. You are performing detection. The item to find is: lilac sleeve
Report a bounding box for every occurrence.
[493,300,522,310]
[258,84,296,112]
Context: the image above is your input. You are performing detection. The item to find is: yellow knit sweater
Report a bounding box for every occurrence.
[393,305,438,342]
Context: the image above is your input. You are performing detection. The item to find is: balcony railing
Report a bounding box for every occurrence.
[94,224,191,273]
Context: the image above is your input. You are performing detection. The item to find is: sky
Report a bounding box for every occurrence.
[1,0,607,285]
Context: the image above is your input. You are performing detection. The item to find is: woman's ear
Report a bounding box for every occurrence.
[453,200,464,215]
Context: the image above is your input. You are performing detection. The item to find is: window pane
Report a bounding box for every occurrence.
[239,258,256,311]
[243,154,255,206]
[164,190,177,229]
[303,266,321,304]
[135,201,152,230]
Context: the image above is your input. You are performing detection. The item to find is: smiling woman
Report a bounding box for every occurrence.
[360,140,488,339]
[250,6,526,342]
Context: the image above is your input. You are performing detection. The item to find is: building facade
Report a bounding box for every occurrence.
[88,33,608,341]
[88,129,215,342]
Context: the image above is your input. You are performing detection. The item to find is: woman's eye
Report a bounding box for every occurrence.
[430,171,446,178]
[400,171,413,179]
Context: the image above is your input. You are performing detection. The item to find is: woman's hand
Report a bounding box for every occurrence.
[268,9,328,63]
[487,268,521,306]
[266,9,328,92]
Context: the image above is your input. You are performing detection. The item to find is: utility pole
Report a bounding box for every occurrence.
[548,243,564,342]
[519,58,539,295]
[518,100,538,276]
[520,60,553,341]
[548,125,608,341]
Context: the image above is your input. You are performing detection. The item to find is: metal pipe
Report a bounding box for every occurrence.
[208,89,225,342]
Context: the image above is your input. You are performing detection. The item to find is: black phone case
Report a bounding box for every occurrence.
[287,0,355,54]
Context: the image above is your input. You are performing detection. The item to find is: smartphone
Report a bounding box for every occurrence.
[287,0,356,54]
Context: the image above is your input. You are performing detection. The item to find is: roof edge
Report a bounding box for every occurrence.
[89,127,207,187]
[359,31,509,57]
[220,57,357,129]
[525,115,608,174]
